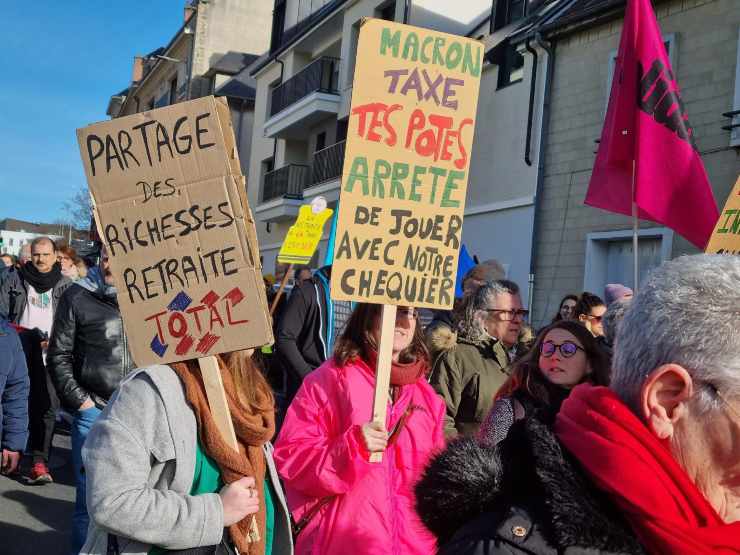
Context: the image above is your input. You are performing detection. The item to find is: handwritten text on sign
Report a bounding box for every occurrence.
[278,199,334,265]
[77,97,272,366]
[706,176,740,256]
[331,20,482,309]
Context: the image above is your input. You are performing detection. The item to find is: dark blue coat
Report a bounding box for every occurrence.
[0,319,29,452]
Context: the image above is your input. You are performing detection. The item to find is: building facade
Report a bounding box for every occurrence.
[248,0,554,303]
[513,0,740,326]
[105,0,273,174]
[0,219,67,257]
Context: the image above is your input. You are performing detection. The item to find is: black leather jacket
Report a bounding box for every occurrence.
[47,283,135,410]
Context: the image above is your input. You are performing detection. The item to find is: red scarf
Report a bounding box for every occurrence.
[364,348,427,403]
[555,384,740,555]
[365,348,427,386]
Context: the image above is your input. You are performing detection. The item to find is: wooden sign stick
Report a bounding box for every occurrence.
[198,355,261,542]
[369,304,397,463]
[269,264,294,316]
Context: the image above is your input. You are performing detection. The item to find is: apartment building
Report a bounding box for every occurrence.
[248,0,552,276]
[105,0,273,174]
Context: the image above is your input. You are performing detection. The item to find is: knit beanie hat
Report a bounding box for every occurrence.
[604,283,633,305]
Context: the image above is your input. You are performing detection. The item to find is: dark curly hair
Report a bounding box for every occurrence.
[573,292,605,319]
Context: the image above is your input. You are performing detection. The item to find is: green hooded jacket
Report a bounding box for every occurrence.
[429,328,511,438]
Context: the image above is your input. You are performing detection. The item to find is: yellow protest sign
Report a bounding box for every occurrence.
[277,197,334,265]
[330,19,483,309]
[706,175,740,255]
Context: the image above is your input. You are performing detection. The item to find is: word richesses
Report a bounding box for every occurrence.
[85,111,216,177]
[104,201,235,256]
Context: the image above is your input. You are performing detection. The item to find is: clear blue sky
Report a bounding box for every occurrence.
[0,2,183,225]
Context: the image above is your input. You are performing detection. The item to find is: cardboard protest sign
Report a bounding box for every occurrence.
[77,96,273,366]
[705,175,740,255]
[330,18,483,309]
[277,197,334,265]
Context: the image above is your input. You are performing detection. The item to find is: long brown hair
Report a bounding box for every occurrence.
[333,303,429,368]
[496,320,610,404]
[175,350,274,415]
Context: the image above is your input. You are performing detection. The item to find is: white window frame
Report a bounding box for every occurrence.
[730,25,740,147]
[583,227,673,293]
[605,33,677,112]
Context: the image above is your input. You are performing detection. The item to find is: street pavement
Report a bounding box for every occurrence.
[0,430,75,555]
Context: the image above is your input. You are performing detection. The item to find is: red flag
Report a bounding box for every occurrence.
[585,0,719,249]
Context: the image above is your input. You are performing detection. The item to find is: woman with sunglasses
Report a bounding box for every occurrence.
[273,303,444,555]
[478,320,610,446]
[573,292,607,337]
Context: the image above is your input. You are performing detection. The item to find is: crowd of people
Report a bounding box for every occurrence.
[0,238,738,554]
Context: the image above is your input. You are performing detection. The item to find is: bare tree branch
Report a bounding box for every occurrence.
[61,186,92,230]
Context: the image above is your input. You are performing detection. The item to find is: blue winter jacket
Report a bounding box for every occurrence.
[0,319,30,452]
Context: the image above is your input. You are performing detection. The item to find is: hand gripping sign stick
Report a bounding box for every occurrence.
[369,304,397,463]
[198,355,261,543]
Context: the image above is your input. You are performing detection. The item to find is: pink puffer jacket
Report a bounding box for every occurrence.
[274,356,445,555]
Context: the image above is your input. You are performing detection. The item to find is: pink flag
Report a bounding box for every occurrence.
[585,0,718,249]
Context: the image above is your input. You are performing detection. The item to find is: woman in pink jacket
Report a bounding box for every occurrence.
[274,303,445,555]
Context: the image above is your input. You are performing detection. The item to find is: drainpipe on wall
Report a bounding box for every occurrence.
[185,10,197,100]
[236,98,247,175]
[271,58,285,166]
[265,57,286,233]
[403,0,411,24]
[524,38,538,167]
[489,0,496,34]
[527,32,555,323]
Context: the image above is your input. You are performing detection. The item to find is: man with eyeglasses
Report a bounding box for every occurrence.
[430,280,526,438]
[426,260,505,365]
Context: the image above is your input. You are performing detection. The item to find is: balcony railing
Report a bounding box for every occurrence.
[262,164,310,202]
[311,140,345,186]
[270,57,340,117]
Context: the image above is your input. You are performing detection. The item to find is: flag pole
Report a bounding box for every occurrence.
[631,158,639,293]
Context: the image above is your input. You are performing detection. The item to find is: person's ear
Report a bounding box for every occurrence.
[639,364,693,440]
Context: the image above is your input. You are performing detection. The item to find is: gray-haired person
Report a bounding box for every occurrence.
[429,280,526,438]
[417,254,740,554]
[425,260,506,364]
